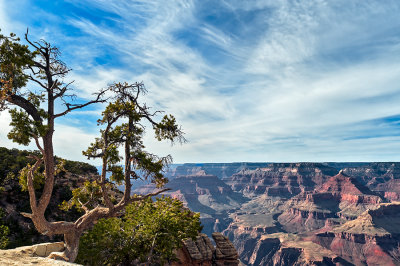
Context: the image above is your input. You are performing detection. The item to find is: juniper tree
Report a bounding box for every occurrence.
[76,196,202,265]
[0,30,185,262]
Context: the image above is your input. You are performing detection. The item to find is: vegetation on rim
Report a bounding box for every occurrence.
[0,28,188,262]
[76,196,202,266]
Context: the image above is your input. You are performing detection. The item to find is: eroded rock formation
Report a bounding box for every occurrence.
[313,202,400,266]
[172,232,240,266]
[224,163,338,198]
[278,172,384,233]
[133,162,400,265]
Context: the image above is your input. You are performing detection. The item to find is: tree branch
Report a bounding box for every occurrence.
[21,212,33,218]
[77,199,89,213]
[54,80,74,99]
[132,188,171,202]
[28,75,48,90]
[25,29,40,50]
[32,134,44,154]
[7,94,42,122]
[26,155,43,213]
[54,91,107,118]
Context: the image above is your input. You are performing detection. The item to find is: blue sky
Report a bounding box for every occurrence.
[1,0,400,163]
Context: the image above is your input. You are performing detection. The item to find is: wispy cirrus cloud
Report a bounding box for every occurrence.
[1,0,400,163]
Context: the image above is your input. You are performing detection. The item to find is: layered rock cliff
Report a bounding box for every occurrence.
[132,162,400,265]
[223,163,338,198]
[341,162,400,201]
[172,232,240,266]
[247,233,351,266]
[313,202,400,265]
[278,172,384,233]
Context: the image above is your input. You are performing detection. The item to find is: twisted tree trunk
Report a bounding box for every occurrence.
[48,231,80,262]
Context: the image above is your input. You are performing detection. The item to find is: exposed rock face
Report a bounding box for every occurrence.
[136,174,246,212]
[213,232,240,261]
[172,233,239,266]
[246,233,352,266]
[132,163,400,265]
[374,179,400,201]
[0,242,77,265]
[341,162,400,201]
[313,203,400,266]
[278,173,384,233]
[224,163,338,198]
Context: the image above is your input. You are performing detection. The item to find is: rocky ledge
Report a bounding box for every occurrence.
[172,232,240,266]
[0,242,77,265]
[247,233,351,265]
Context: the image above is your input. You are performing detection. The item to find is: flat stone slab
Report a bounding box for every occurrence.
[0,242,79,265]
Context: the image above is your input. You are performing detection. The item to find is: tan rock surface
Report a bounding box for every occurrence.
[172,232,239,265]
[213,232,239,260]
[0,242,79,265]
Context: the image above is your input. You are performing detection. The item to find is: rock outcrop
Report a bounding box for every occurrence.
[132,163,400,265]
[172,232,239,266]
[278,172,384,233]
[341,162,400,201]
[313,202,400,266]
[0,242,77,265]
[246,233,351,266]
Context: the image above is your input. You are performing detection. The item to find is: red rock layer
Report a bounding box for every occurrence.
[224,163,338,198]
[313,203,400,266]
[278,173,384,233]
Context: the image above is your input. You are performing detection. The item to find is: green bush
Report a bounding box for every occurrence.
[76,196,202,265]
[0,208,9,249]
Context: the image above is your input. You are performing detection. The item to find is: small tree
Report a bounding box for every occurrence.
[76,196,202,265]
[0,30,185,262]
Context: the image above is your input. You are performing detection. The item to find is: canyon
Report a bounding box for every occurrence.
[135,162,400,265]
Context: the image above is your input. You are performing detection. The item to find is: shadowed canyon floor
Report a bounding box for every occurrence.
[135,162,400,265]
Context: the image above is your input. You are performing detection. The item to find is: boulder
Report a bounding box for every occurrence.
[172,232,239,265]
[0,242,77,265]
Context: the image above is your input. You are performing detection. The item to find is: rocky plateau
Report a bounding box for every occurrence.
[135,162,400,265]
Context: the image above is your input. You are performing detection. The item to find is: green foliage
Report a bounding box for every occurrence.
[17,163,45,191]
[7,109,35,145]
[60,158,98,176]
[108,165,124,184]
[0,30,36,94]
[0,146,98,187]
[154,114,181,142]
[0,147,32,185]
[83,88,178,190]
[76,196,202,265]
[1,29,187,262]
[0,31,46,147]
[60,180,104,212]
[0,208,10,249]
[0,146,100,248]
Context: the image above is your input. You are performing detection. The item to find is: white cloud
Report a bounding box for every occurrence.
[53,123,99,163]
[2,0,400,163]
[0,0,12,33]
